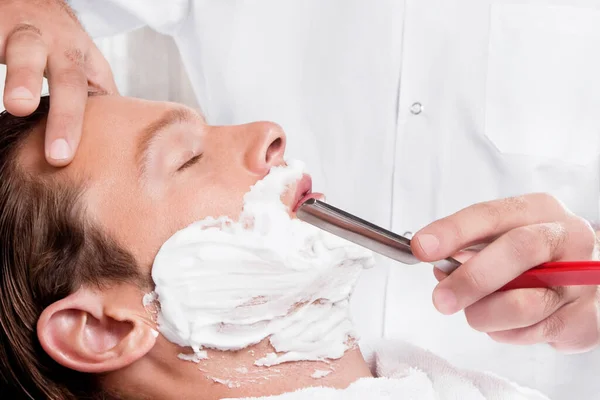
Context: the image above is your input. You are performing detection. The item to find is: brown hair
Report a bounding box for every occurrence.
[0,96,143,399]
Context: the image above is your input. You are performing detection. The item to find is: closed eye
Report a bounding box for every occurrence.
[178,154,203,172]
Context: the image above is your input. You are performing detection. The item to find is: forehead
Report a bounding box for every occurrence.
[81,95,176,132]
[73,96,172,169]
[14,96,215,270]
[19,95,177,177]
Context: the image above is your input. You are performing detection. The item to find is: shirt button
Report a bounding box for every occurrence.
[410,102,423,115]
[403,231,413,239]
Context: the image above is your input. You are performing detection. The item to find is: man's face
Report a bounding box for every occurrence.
[23,95,300,269]
[20,95,368,399]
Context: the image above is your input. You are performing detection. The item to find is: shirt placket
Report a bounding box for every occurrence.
[390,0,436,238]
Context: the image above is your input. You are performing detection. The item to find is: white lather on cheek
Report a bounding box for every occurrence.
[148,160,375,367]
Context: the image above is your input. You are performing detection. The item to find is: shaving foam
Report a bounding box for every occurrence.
[311,369,332,379]
[150,160,374,366]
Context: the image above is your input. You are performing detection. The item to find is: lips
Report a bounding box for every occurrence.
[292,174,324,212]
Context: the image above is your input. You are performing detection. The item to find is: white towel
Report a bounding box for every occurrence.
[224,340,550,400]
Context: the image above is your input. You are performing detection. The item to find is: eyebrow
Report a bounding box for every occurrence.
[135,107,198,176]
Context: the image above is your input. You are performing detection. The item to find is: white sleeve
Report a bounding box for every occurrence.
[68,0,190,38]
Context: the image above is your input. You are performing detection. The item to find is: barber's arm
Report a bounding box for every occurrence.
[0,0,117,165]
[412,193,600,353]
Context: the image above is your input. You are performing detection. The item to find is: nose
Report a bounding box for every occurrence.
[243,122,287,174]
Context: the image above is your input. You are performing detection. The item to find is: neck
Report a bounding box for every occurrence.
[105,338,373,399]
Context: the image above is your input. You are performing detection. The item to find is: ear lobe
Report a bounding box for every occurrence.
[37,287,157,373]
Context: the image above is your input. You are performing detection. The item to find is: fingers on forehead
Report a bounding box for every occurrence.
[44,52,88,160]
[5,25,47,61]
[9,23,43,37]
[64,48,85,67]
[84,46,118,94]
[1,23,44,57]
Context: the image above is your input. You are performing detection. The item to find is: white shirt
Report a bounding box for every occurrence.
[70,1,600,398]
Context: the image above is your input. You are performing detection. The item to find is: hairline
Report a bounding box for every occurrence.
[10,97,151,290]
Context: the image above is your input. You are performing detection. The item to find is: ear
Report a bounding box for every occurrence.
[37,286,158,373]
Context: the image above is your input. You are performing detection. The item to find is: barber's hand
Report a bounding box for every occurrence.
[412,193,600,353]
[0,0,117,166]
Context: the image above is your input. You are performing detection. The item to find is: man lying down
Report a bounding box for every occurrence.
[0,94,549,400]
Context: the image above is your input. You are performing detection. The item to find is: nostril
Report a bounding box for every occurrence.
[265,137,283,164]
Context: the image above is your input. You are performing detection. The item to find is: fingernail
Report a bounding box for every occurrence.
[416,234,440,256]
[49,139,72,161]
[433,288,457,315]
[8,86,34,101]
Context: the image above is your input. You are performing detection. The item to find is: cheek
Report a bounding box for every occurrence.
[88,172,257,269]
[102,184,248,269]
[164,179,251,229]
